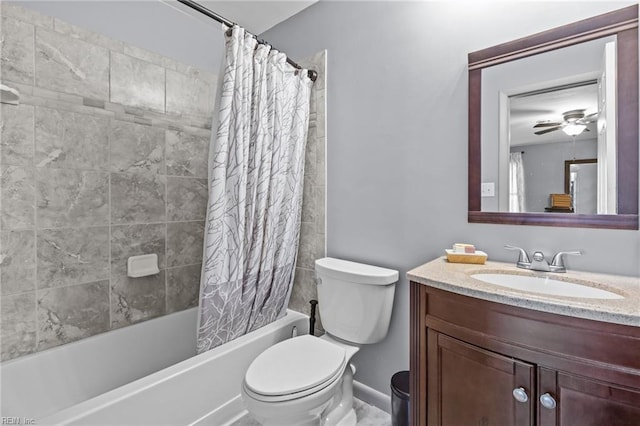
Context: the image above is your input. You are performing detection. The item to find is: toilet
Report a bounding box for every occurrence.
[241,257,399,426]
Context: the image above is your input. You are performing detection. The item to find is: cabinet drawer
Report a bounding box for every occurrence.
[424,286,640,383]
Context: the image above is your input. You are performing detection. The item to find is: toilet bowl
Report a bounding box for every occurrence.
[241,334,359,425]
[241,258,399,426]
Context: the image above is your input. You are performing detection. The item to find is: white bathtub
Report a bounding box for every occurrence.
[1,308,309,425]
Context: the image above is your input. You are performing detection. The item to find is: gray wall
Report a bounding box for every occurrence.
[263,1,640,396]
[514,139,597,212]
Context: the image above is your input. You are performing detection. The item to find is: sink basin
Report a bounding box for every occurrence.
[470,273,624,299]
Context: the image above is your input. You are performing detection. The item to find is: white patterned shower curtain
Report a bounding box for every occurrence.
[197,26,312,353]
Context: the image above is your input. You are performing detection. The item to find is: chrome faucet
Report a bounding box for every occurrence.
[504,245,581,273]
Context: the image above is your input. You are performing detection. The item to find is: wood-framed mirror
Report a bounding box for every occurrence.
[564,158,597,214]
[468,5,638,229]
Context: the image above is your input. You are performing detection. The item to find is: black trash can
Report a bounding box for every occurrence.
[391,370,410,426]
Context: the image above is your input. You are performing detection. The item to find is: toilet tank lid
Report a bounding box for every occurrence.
[315,257,399,285]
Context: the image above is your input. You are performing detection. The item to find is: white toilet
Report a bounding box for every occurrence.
[241,257,399,426]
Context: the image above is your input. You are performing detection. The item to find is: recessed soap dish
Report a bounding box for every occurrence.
[127,254,160,278]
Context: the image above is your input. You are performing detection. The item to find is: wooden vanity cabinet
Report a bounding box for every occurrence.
[410,283,640,426]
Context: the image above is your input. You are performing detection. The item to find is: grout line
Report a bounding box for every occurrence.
[108,116,113,331]
[164,113,169,315]
[31,50,39,351]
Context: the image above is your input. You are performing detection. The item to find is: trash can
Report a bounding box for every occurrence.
[391,370,410,426]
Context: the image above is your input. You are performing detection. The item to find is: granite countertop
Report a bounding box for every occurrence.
[407,257,640,327]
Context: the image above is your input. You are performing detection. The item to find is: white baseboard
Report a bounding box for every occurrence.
[353,380,391,414]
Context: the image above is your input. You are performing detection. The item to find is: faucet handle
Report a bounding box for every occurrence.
[551,251,582,267]
[504,245,531,264]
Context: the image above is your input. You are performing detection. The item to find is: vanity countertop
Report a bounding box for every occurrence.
[407,257,640,327]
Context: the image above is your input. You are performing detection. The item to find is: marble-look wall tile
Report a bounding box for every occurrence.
[53,18,124,52]
[110,172,166,224]
[166,69,215,118]
[1,165,35,230]
[301,178,316,223]
[167,264,201,314]
[0,230,36,295]
[110,120,165,174]
[123,44,165,68]
[111,223,166,276]
[0,3,54,29]
[316,185,326,236]
[35,107,109,170]
[37,227,109,289]
[36,168,109,228]
[110,52,165,112]
[167,221,204,267]
[0,104,35,166]
[111,272,165,328]
[296,222,324,270]
[289,50,328,320]
[1,292,36,361]
[35,28,109,100]
[317,135,326,192]
[166,130,209,177]
[0,17,34,84]
[304,123,318,179]
[166,177,207,221]
[37,281,109,350]
[289,267,323,333]
[0,4,219,359]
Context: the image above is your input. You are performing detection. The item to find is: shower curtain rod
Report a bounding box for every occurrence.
[177,0,317,82]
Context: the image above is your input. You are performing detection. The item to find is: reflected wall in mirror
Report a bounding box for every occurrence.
[468,5,638,229]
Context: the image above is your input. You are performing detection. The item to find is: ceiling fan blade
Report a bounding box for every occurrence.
[533,122,563,128]
[579,114,598,124]
[534,127,561,135]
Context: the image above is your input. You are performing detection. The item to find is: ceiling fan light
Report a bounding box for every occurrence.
[563,123,587,136]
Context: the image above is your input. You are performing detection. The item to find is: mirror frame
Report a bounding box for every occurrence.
[468,5,638,229]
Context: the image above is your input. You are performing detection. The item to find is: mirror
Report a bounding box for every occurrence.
[468,5,638,229]
[565,159,598,214]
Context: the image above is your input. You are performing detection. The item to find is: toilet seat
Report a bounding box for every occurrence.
[244,335,347,402]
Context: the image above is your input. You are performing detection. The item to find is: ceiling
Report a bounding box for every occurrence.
[178,1,318,35]
[509,82,599,147]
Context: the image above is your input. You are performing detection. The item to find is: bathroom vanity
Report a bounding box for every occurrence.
[408,258,640,426]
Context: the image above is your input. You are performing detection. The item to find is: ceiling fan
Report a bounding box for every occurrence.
[533,109,597,136]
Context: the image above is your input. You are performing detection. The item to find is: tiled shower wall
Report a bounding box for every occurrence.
[0,4,326,362]
[0,4,216,361]
[290,50,327,332]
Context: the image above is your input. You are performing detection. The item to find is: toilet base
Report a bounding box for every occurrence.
[335,408,357,426]
[321,363,356,426]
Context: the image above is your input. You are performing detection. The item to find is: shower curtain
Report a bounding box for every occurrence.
[197,26,313,353]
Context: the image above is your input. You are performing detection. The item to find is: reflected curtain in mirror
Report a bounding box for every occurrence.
[509,152,525,213]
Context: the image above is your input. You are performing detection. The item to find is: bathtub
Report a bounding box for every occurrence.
[1,308,309,425]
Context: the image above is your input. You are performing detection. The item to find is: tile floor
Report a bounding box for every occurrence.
[231,398,391,425]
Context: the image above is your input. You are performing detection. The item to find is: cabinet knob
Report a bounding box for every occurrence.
[512,387,528,403]
[540,393,557,409]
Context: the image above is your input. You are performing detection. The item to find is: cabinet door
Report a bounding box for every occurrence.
[538,367,640,426]
[428,330,534,426]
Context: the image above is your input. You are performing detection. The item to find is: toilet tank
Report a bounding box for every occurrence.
[314,258,398,345]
